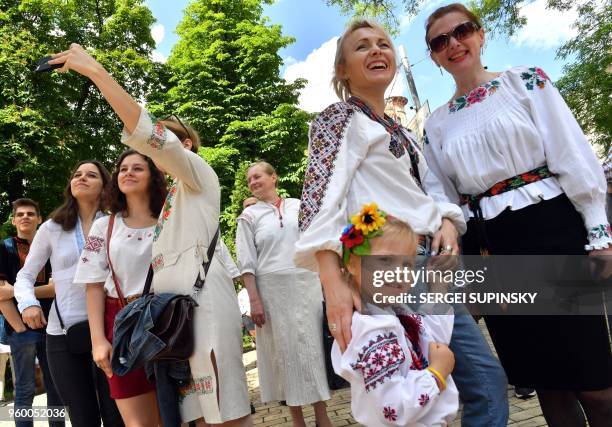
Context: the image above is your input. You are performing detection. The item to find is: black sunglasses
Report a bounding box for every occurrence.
[428,21,480,53]
[162,114,191,141]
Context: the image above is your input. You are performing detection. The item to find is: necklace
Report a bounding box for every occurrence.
[273,197,284,228]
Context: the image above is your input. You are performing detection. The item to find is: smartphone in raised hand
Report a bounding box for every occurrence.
[34,56,63,73]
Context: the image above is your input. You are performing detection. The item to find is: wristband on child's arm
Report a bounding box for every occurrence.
[427,367,447,392]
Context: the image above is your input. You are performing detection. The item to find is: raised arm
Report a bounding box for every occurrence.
[50,44,215,191]
[50,44,140,133]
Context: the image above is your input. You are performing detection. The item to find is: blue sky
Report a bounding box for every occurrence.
[144,0,579,114]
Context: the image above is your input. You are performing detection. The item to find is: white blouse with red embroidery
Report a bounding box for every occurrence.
[294,103,467,272]
[424,65,611,250]
[332,310,458,426]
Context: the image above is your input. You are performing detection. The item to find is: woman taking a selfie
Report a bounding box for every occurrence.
[48,44,252,426]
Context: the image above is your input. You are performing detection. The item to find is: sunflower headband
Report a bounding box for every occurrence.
[340,203,387,265]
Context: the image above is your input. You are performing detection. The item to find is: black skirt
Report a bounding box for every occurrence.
[462,194,612,390]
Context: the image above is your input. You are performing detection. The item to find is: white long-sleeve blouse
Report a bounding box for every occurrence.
[332,311,458,426]
[294,102,467,271]
[424,65,611,250]
[236,198,305,276]
[14,219,97,335]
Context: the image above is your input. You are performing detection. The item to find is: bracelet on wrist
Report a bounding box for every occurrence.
[427,367,447,392]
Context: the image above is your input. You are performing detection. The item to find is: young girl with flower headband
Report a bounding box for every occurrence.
[332,203,458,426]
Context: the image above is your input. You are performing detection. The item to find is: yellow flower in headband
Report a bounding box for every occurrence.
[351,202,386,235]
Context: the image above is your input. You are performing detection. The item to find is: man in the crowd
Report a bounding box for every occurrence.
[0,198,63,427]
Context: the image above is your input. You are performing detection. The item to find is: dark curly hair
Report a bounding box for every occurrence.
[49,160,111,231]
[107,149,168,217]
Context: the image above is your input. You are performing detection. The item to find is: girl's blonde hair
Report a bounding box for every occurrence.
[332,19,396,101]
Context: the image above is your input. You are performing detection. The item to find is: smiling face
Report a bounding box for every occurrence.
[338,26,397,97]
[11,206,41,237]
[117,153,151,196]
[246,165,277,199]
[70,162,105,203]
[428,11,484,76]
[347,220,418,304]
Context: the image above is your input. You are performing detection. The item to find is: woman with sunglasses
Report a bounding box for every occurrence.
[47,45,252,426]
[423,4,612,426]
[295,19,510,427]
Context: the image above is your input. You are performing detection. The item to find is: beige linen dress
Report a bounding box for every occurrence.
[122,108,250,423]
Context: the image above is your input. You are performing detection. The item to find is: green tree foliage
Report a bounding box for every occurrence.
[0,0,161,236]
[555,1,611,155]
[150,0,310,241]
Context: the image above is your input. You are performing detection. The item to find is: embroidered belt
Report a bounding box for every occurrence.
[460,165,554,211]
[460,165,554,254]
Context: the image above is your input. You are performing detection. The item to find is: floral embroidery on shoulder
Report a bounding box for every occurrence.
[383,406,398,421]
[588,224,611,241]
[151,253,165,273]
[298,102,355,231]
[84,235,104,253]
[350,332,406,392]
[154,183,177,241]
[448,79,501,113]
[147,112,168,150]
[521,66,550,90]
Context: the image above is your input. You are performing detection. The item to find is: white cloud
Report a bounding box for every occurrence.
[283,56,298,67]
[511,0,578,49]
[151,50,167,63]
[283,37,409,113]
[399,13,416,30]
[151,24,165,46]
[283,37,340,113]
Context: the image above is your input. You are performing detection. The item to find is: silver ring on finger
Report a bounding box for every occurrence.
[445,245,453,252]
[329,322,338,332]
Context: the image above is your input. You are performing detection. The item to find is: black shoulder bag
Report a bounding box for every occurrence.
[54,301,92,354]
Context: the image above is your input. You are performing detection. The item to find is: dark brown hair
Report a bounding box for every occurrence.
[108,149,168,217]
[49,160,111,231]
[12,198,40,217]
[425,3,482,45]
[160,116,201,153]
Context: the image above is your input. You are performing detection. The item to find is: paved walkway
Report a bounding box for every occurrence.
[0,325,548,426]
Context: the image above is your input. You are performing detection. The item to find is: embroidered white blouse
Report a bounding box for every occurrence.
[332,311,458,426]
[73,214,154,298]
[236,198,307,276]
[424,65,611,250]
[14,219,96,336]
[294,103,467,271]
